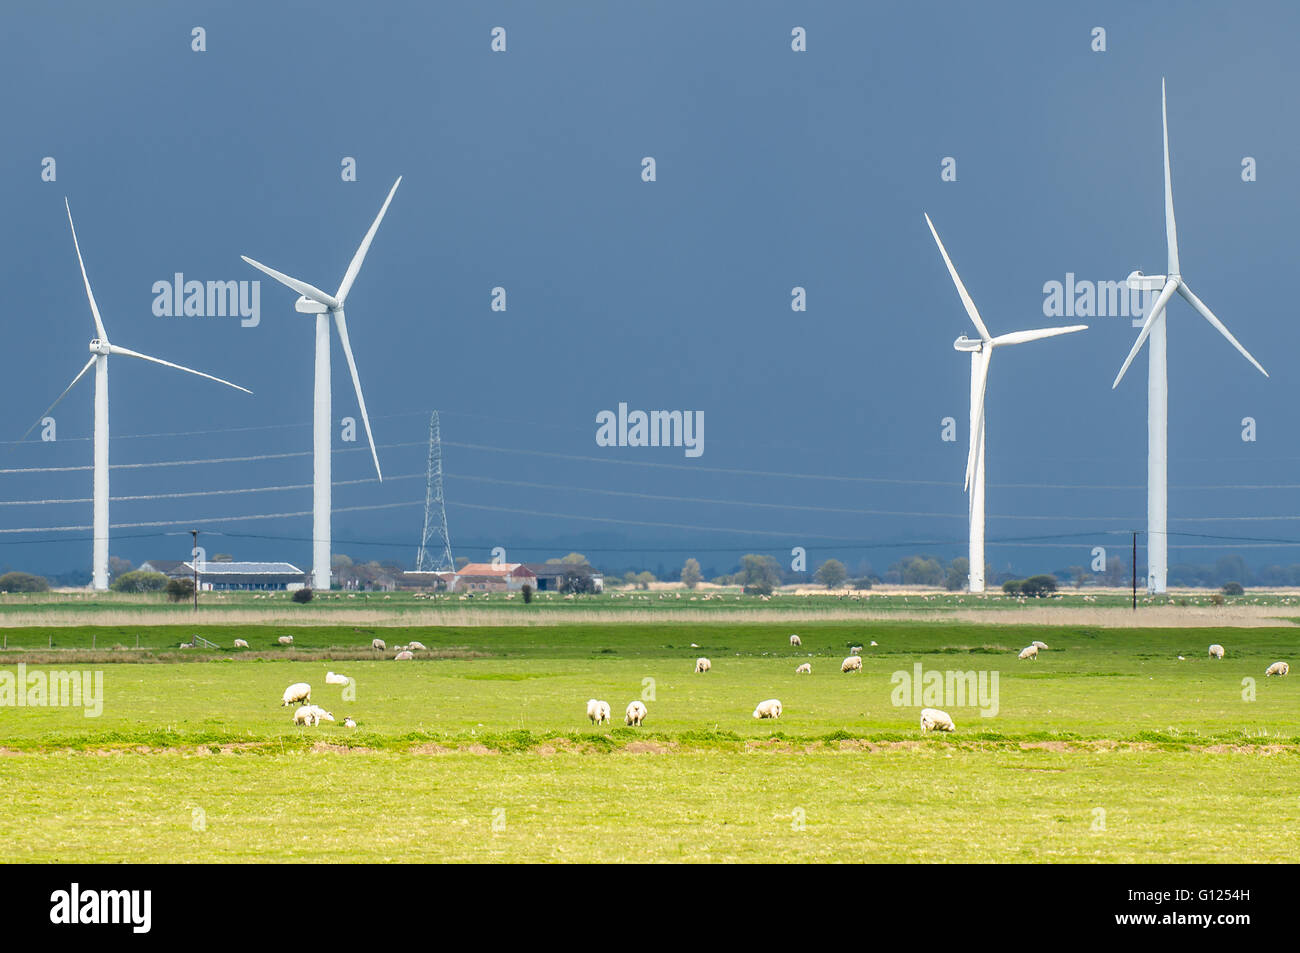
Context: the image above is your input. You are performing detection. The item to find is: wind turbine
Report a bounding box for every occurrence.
[27,200,252,591]
[1113,80,1268,594]
[241,177,400,591]
[924,213,1087,592]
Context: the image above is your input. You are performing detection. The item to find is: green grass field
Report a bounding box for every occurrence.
[0,620,1296,861]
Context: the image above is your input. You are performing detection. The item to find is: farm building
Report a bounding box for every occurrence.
[452,563,537,593]
[523,563,605,592]
[178,561,308,592]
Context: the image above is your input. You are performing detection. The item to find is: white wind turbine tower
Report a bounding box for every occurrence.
[925,214,1087,593]
[1113,80,1268,594]
[241,177,401,591]
[27,200,252,591]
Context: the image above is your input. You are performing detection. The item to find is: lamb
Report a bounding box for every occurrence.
[307,705,334,723]
[277,635,294,645]
[1266,661,1289,677]
[841,655,863,673]
[850,645,863,655]
[371,639,386,651]
[789,634,802,647]
[1032,640,1049,650]
[695,657,711,673]
[625,700,648,726]
[1208,644,1225,660]
[394,650,414,661]
[343,717,357,729]
[586,699,611,725]
[325,672,349,685]
[233,639,249,649]
[795,663,812,675]
[1018,645,1038,661]
[292,705,317,726]
[752,698,782,719]
[406,641,428,651]
[281,682,311,707]
[920,707,955,732]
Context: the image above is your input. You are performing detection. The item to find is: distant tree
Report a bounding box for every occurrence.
[633,571,656,590]
[1020,575,1058,598]
[849,577,873,590]
[890,555,945,587]
[1214,555,1252,587]
[945,557,970,591]
[1067,565,1089,588]
[107,556,133,582]
[561,570,597,595]
[1002,580,1023,596]
[110,570,169,593]
[814,559,848,590]
[521,583,533,604]
[547,552,590,566]
[0,571,50,593]
[738,554,782,593]
[680,558,702,590]
[455,556,470,570]
[331,554,354,569]
[292,587,314,603]
[165,577,195,603]
[1221,581,1245,597]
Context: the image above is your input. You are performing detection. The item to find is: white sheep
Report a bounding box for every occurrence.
[325,672,349,685]
[920,707,955,732]
[233,639,249,649]
[292,705,318,726]
[281,682,311,707]
[1266,661,1289,677]
[306,705,334,723]
[625,700,647,726]
[586,699,611,725]
[841,655,863,673]
[1032,640,1049,650]
[371,639,386,651]
[850,645,862,655]
[795,663,812,675]
[394,650,414,661]
[343,717,357,728]
[789,634,802,647]
[406,641,428,651]
[695,657,711,673]
[1208,644,1225,660]
[753,698,782,719]
[277,635,294,645]
[1018,645,1038,661]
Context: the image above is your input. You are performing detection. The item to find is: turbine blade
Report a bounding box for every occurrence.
[21,356,96,440]
[241,256,338,309]
[924,213,991,341]
[65,200,108,341]
[1163,78,1180,276]
[1177,282,1269,378]
[108,345,253,394]
[965,348,992,492]
[332,309,382,481]
[989,325,1088,347]
[1113,277,1178,389]
[336,176,401,303]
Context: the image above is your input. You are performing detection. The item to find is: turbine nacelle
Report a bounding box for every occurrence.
[295,296,331,314]
[88,338,111,355]
[1126,270,1168,292]
[953,335,984,352]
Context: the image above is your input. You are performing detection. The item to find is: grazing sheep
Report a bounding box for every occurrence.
[343,717,357,728]
[281,682,311,707]
[870,641,878,647]
[306,705,334,723]
[325,672,349,685]
[394,650,414,661]
[586,699,611,725]
[789,634,802,647]
[850,645,863,655]
[371,639,386,651]
[233,639,249,649]
[625,700,648,726]
[841,655,863,673]
[752,698,782,720]
[1032,640,1049,650]
[406,641,428,651]
[1018,645,1038,661]
[920,708,955,732]
[795,663,812,675]
[1266,661,1289,677]
[695,657,712,673]
[1208,644,1225,660]
[277,635,294,646]
[292,705,318,726]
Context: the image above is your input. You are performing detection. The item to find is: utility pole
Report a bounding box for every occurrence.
[192,529,200,613]
[1132,531,1137,611]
